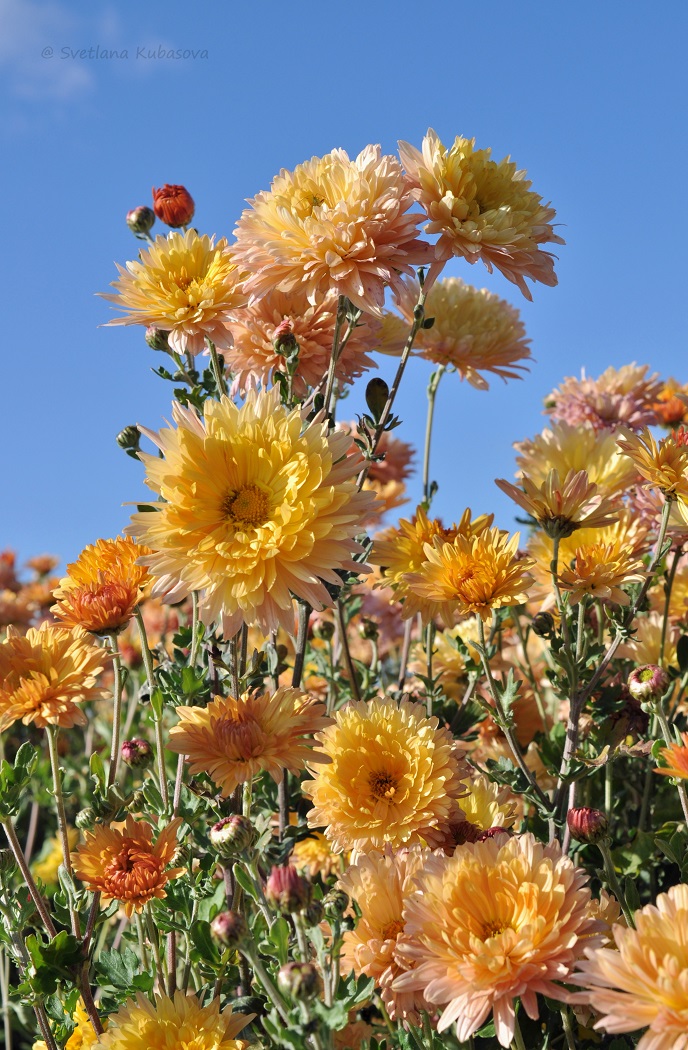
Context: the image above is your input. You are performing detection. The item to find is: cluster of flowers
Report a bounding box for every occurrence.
[2,132,688,1050]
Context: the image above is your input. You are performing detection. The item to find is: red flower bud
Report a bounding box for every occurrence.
[121,738,153,769]
[265,865,311,915]
[566,806,609,845]
[627,664,670,703]
[152,184,195,228]
[210,910,248,949]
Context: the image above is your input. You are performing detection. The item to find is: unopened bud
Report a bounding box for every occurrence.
[566,807,609,845]
[627,664,670,704]
[210,910,248,950]
[126,206,155,236]
[365,378,389,423]
[145,326,171,352]
[116,425,140,452]
[531,611,555,638]
[273,318,299,358]
[0,849,16,876]
[152,184,195,228]
[312,618,335,642]
[121,738,153,769]
[277,961,320,1000]
[359,617,379,641]
[265,865,311,915]
[304,899,325,926]
[323,888,349,918]
[75,807,96,830]
[209,815,256,858]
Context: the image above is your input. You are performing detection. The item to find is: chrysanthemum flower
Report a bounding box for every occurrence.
[398,128,563,298]
[232,145,431,315]
[394,833,602,1047]
[51,537,151,635]
[32,828,79,887]
[545,364,663,433]
[101,230,247,356]
[291,832,345,880]
[338,846,434,1024]
[618,426,688,501]
[303,696,468,853]
[127,387,377,637]
[617,609,679,667]
[0,622,108,732]
[409,618,481,701]
[572,883,688,1049]
[516,422,637,497]
[168,688,330,797]
[653,378,688,428]
[224,287,378,392]
[655,732,688,781]
[454,773,518,835]
[405,527,532,626]
[65,998,105,1050]
[95,991,252,1050]
[380,276,531,389]
[558,535,647,606]
[495,468,620,540]
[73,816,183,916]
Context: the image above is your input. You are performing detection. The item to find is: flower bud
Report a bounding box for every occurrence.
[322,888,349,918]
[277,961,320,1000]
[304,899,325,926]
[627,664,670,704]
[566,807,609,845]
[75,807,96,830]
[531,611,555,638]
[116,425,141,452]
[365,377,389,423]
[358,617,379,642]
[312,618,335,642]
[145,325,171,352]
[209,815,256,858]
[152,184,195,228]
[121,738,153,769]
[273,319,299,358]
[210,910,248,950]
[126,206,155,236]
[0,849,16,876]
[265,865,311,915]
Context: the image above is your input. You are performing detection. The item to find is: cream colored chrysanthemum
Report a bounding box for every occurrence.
[233,145,431,315]
[291,833,345,880]
[51,537,151,634]
[95,991,252,1050]
[558,536,647,606]
[456,773,518,833]
[545,364,663,433]
[127,387,377,637]
[515,422,638,497]
[618,426,688,504]
[409,618,482,701]
[168,688,330,797]
[399,129,563,298]
[572,883,688,1049]
[395,833,603,1047]
[303,697,469,853]
[617,610,679,667]
[380,276,531,389]
[496,469,620,540]
[0,623,109,732]
[101,231,247,356]
[338,846,433,1024]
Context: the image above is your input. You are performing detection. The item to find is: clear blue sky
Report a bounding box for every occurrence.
[2,0,687,571]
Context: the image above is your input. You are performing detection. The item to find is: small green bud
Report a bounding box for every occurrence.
[277,961,320,1000]
[365,377,389,423]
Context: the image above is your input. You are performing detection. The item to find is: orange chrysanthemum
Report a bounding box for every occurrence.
[653,378,688,428]
[398,128,563,298]
[303,696,468,853]
[395,833,603,1047]
[0,622,108,732]
[558,536,647,606]
[232,144,431,315]
[168,688,331,797]
[95,991,252,1050]
[51,537,151,634]
[655,731,688,781]
[101,230,247,356]
[495,469,620,540]
[73,817,183,916]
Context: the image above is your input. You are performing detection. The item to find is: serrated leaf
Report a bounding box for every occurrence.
[189,919,221,966]
[267,916,290,963]
[96,947,140,989]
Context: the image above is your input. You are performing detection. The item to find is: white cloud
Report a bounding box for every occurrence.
[0,0,94,100]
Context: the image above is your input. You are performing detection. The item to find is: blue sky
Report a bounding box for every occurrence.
[2,0,687,572]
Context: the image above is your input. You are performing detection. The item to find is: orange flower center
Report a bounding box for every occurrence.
[217,716,265,760]
[482,918,513,940]
[104,844,163,899]
[381,918,405,941]
[223,485,270,527]
[369,770,398,800]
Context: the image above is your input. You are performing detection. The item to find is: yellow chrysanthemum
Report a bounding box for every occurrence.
[456,773,518,833]
[94,991,252,1050]
[409,618,482,701]
[515,421,637,497]
[65,999,106,1050]
[51,537,151,634]
[618,426,688,506]
[655,731,688,781]
[617,610,679,666]
[572,883,688,1049]
[168,688,330,797]
[495,469,620,540]
[303,696,468,853]
[127,387,377,637]
[101,230,247,356]
[338,846,433,1024]
[405,527,532,626]
[291,832,346,880]
[558,535,647,606]
[380,276,531,390]
[395,833,603,1047]
[399,128,563,299]
[232,145,430,315]
[32,828,79,887]
[0,622,108,732]
[73,817,183,916]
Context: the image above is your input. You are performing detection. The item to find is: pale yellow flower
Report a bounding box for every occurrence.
[617,426,688,499]
[408,618,482,701]
[515,421,637,497]
[291,833,345,880]
[94,991,252,1050]
[32,828,79,887]
[495,469,620,539]
[558,536,647,606]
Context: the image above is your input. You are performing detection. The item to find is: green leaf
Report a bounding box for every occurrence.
[623,875,641,913]
[89,752,106,793]
[96,947,140,989]
[232,864,259,902]
[189,919,221,966]
[267,916,290,964]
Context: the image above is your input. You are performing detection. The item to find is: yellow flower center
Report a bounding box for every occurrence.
[369,770,398,800]
[381,918,405,941]
[482,918,513,940]
[223,485,270,527]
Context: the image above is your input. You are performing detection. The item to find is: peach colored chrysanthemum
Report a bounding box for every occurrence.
[95,991,252,1050]
[405,527,532,626]
[127,387,377,637]
[303,696,469,853]
[395,833,603,1047]
[341,425,416,525]
[224,287,378,392]
[495,468,620,540]
[515,422,638,497]
[655,732,688,781]
[618,426,688,502]
[73,817,183,916]
[0,622,108,732]
[572,883,688,1049]
[51,537,151,635]
[545,364,663,433]
[558,535,647,606]
[380,276,531,390]
[338,846,434,1024]
[101,230,247,356]
[653,378,688,428]
[168,688,330,797]
[617,610,679,668]
[233,145,431,315]
[398,128,563,298]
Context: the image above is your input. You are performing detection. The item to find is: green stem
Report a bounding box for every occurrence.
[511,1013,527,1050]
[323,295,347,418]
[134,607,169,809]
[206,338,227,397]
[336,599,362,703]
[244,947,291,1025]
[145,907,166,991]
[107,632,123,788]
[46,726,80,937]
[598,839,634,926]
[660,547,682,667]
[2,821,57,939]
[189,590,201,667]
[422,365,445,506]
[425,621,435,717]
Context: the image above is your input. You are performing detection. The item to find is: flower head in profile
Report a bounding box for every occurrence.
[233,145,431,315]
[405,527,532,626]
[51,537,151,635]
[127,387,377,637]
[0,623,108,732]
[495,469,620,539]
[655,731,688,781]
[95,990,253,1050]
[381,277,531,390]
[399,128,563,298]
[516,422,637,497]
[73,817,183,916]
[303,696,468,853]
[101,230,247,356]
[168,688,330,797]
[572,883,688,1050]
[618,426,688,500]
[395,833,602,1047]
[545,364,663,433]
[449,773,518,844]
